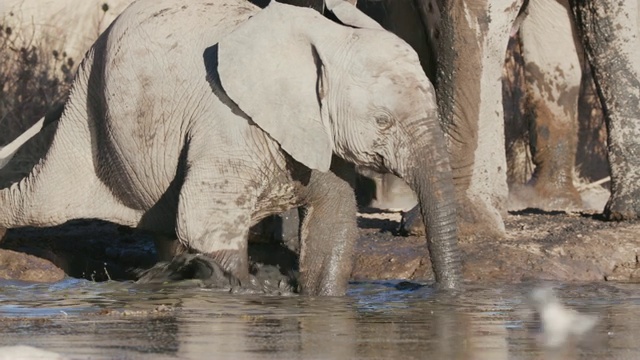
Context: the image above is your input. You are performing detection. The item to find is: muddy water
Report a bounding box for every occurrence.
[0,280,638,359]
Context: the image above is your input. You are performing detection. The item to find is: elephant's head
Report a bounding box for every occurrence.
[212,0,462,288]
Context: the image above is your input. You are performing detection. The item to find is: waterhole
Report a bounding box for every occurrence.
[0,280,638,359]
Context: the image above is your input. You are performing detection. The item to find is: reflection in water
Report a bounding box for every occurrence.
[0,280,637,359]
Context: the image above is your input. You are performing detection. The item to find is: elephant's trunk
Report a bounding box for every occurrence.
[399,116,462,289]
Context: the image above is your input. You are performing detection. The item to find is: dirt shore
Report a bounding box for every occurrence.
[0,208,638,285]
[354,209,640,283]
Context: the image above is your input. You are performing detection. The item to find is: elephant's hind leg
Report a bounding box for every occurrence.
[0,132,134,228]
[516,0,583,211]
[0,57,137,228]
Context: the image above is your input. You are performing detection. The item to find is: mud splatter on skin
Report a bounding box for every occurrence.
[524,63,579,121]
[523,97,582,210]
[571,1,640,220]
[515,0,585,211]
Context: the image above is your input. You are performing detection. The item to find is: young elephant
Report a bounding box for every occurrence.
[0,0,461,295]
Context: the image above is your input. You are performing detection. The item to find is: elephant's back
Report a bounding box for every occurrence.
[107,0,259,46]
[101,0,259,119]
[92,0,259,210]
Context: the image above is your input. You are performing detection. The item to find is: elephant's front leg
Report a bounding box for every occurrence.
[174,161,253,285]
[435,0,522,238]
[297,159,358,296]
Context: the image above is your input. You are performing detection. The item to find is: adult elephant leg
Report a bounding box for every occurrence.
[297,157,358,296]
[518,0,582,210]
[433,0,522,237]
[261,209,301,253]
[576,60,608,184]
[570,1,640,220]
[370,173,416,211]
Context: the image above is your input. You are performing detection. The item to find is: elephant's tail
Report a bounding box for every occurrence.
[0,104,64,170]
[0,117,45,170]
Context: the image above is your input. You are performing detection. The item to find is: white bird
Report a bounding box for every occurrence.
[529,287,598,348]
[0,345,66,360]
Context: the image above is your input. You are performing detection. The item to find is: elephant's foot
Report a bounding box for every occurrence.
[400,205,423,236]
[136,253,242,288]
[509,181,582,211]
[604,192,640,221]
[602,167,640,220]
[400,195,506,239]
[0,227,6,242]
[456,195,506,238]
[136,253,295,294]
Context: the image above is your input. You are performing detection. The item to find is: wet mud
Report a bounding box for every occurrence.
[356,209,640,283]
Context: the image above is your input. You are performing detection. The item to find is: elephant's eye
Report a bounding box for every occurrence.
[375,114,393,130]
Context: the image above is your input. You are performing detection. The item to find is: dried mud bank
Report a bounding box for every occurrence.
[1,210,639,285]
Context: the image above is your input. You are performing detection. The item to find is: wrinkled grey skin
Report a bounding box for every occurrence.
[570,0,640,220]
[0,0,461,294]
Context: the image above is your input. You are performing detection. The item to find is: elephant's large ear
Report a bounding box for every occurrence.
[215,2,333,172]
[325,0,383,30]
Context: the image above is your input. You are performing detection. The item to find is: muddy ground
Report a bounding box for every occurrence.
[1,205,638,287]
[354,209,640,283]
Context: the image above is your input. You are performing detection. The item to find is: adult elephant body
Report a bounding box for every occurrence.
[0,0,461,294]
[432,0,522,235]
